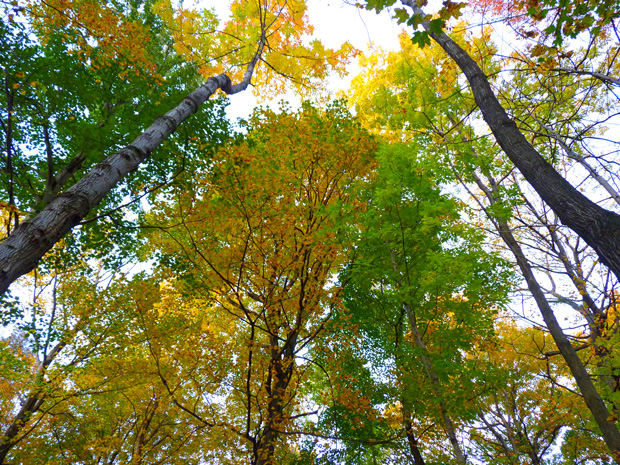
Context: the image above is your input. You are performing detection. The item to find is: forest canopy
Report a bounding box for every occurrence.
[1,0,620,463]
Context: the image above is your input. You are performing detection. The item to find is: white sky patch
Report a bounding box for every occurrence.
[219,1,404,121]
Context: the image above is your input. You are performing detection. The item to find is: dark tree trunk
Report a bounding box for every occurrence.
[400,0,620,285]
[253,332,297,465]
[403,407,426,465]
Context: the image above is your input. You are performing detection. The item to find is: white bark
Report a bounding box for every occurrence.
[0,46,269,297]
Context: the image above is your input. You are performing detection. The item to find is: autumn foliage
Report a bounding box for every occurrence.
[2,0,620,463]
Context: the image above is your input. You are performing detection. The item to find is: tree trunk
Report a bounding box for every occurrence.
[403,302,467,464]
[478,411,520,463]
[403,407,426,465]
[254,332,297,465]
[458,168,620,460]
[400,0,620,284]
[0,32,267,297]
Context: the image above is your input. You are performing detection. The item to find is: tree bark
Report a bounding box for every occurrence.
[400,0,620,284]
[456,167,620,460]
[254,332,297,465]
[0,340,66,464]
[0,72,244,296]
[403,407,426,465]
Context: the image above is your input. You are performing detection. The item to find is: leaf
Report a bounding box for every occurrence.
[393,7,410,24]
[411,31,431,48]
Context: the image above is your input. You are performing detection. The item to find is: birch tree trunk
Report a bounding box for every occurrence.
[0,70,250,296]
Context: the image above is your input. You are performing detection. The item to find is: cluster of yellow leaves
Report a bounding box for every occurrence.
[153,0,357,96]
[26,0,159,81]
[0,336,37,427]
[604,292,620,337]
[465,319,615,461]
[0,201,21,235]
[348,25,498,141]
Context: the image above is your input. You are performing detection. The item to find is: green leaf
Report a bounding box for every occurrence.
[428,18,445,35]
[393,7,410,24]
[411,31,431,48]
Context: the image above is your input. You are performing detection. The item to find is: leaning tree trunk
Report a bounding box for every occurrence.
[455,167,620,460]
[399,0,620,285]
[0,42,263,296]
[494,213,620,460]
[0,340,66,464]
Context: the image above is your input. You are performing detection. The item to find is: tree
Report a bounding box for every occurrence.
[142,102,377,464]
[0,0,355,296]
[362,0,620,289]
[348,6,620,458]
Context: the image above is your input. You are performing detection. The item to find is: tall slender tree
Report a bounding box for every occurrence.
[0,0,355,296]
[361,0,620,284]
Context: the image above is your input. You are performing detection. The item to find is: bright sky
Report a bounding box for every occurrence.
[219,1,404,121]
